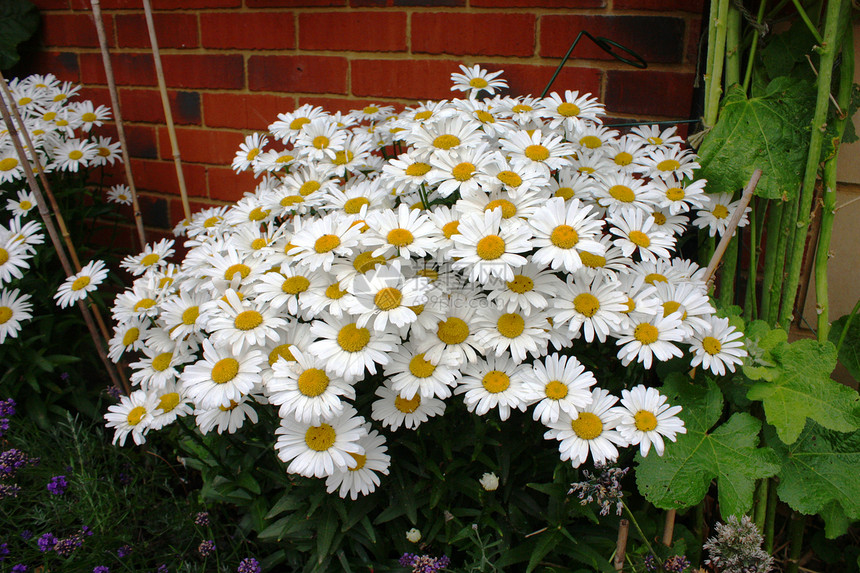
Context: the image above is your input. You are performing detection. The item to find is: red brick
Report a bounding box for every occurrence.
[351,59,455,100]
[120,89,201,125]
[125,125,159,159]
[299,12,406,52]
[151,0,240,7]
[162,55,245,90]
[130,158,208,197]
[69,0,144,9]
[248,0,345,6]
[498,63,602,99]
[471,0,603,5]
[30,0,70,9]
[12,51,80,83]
[412,13,535,57]
[298,97,403,115]
[614,0,705,11]
[208,166,258,202]
[114,13,199,49]
[687,17,703,65]
[41,13,114,48]
[604,70,695,117]
[80,53,157,86]
[201,12,295,50]
[157,126,242,165]
[77,86,112,109]
[248,56,348,94]
[540,15,686,64]
[203,93,294,130]
[351,0,464,4]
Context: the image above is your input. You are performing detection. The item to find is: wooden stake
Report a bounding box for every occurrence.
[89,0,147,250]
[662,509,676,547]
[142,0,192,222]
[614,519,629,571]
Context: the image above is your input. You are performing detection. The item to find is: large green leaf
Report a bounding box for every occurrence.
[766,421,860,538]
[696,77,815,199]
[747,339,860,444]
[760,20,816,79]
[636,374,780,518]
[829,312,860,383]
[741,320,788,382]
[0,0,39,70]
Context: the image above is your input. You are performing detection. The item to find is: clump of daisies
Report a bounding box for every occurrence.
[104,65,750,499]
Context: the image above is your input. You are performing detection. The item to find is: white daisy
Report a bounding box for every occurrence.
[129,345,194,390]
[608,209,676,263]
[364,203,441,260]
[307,314,400,381]
[456,354,531,421]
[689,315,747,376]
[288,213,363,272]
[54,259,109,308]
[347,261,430,331]
[417,289,486,367]
[485,261,564,316]
[6,190,37,218]
[524,353,597,425]
[553,272,628,343]
[120,238,174,276]
[325,425,391,500]
[450,64,508,97]
[612,385,686,457]
[383,342,460,400]
[543,387,626,467]
[449,209,532,284]
[371,381,446,431]
[499,129,573,176]
[538,90,604,131]
[104,389,158,446]
[196,394,261,435]
[0,288,33,343]
[232,132,268,172]
[615,313,686,369]
[180,339,264,409]
[207,289,287,354]
[275,404,367,478]
[107,318,149,363]
[529,197,605,274]
[693,192,751,237]
[473,304,550,363]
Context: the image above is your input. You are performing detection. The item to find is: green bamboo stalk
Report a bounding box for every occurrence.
[719,234,739,307]
[776,194,802,326]
[790,0,826,43]
[705,0,732,127]
[779,0,848,331]
[764,477,779,553]
[753,478,769,532]
[742,0,770,92]
[815,18,853,341]
[744,199,761,319]
[785,512,806,573]
[760,201,783,322]
[704,0,721,118]
[725,3,742,87]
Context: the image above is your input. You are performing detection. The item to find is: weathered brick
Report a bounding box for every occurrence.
[201,12,295,50]
[80,53,156,86]
[248,0,345,6]
[604,70,695,117]
[157,126,242,165]
[351,0,464,5]
[412,13,535,57]
[41,13,114,48]
[114,13,199,49]
[30,0,70,9]
[351,59,455,100]
[151,0,240,8]
[500,63,602,99]
[540,15,686,64]
[119,89,201,125]
[471,0,603,6]
[299,12,406,52]
[69,0,142,9]
[125,125,159,159]
[614,0,705,11]
[248,56,348,94]
[203,93,294,130]
[130,158,208,197]
[208,166,258,202]
[687,17,703,65]
[161,55,245,90]
[12,51,79,83]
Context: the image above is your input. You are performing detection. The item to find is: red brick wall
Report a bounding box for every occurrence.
[17,0,703,238]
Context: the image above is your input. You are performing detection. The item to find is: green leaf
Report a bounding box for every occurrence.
[696,78,815,199]
[316,511,337,559]
[829,313,860,383]
[761,20,817,79]
[265,490,301,519]
[766,421,860,536]
[636,374,781,517]
[526,529,562,573]
[747,339,860,444]
[258,517,291,541]
[742,321,789,382]
[0,0,39,70]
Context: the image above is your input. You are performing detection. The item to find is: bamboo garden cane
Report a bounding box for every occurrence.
[141,0,193,223]
[90,0,147,250]
[0,91,129,395]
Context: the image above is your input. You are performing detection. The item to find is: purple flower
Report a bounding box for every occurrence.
[237,557,261,573]
[0,449,37,478]
[398,553,450,573]
[0,398,16,417]
[54,533,84,557]
[93,566,110,573]
[194,512,210,526]
[156,565,168,573]
[0,418,9,437]
[117,544,131,558]
[0,542,9,560]
[0,483,21,499]
[198,540,216,557]
[47,475,68,495]
[20,530,32,540]
[37,533,57,552]
[106,386,121,400]
[12,564,27,573]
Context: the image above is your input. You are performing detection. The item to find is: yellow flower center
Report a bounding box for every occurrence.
[571,412,603,440]
[628,230,651,248]
[152,352,172,372]
[157,392,180,412]
[452,162,475,182]
[374,287,402,311]
[251,238,268,250]
[550,224,579,249]
[56,118,69,126]
[219,400,239,411]
[0,158,18,172]
[18,97,33,106]
[497,313,525,338]
[557,102,580,117]
[614,151,633,166]
[482,370,510,393]
[555,187,575,200]
[496,170,522,188]
[141,253,160,267]
[662,301,681,317]
[666,187,685,201]
[433,134,460,150]
[442,220,460,239]
[609,184,635,203]
[134,298,156,312]
[348,452,367,471]
[290,117,311,130]
[68,150,84,161]
[98,147,111,157]
[579,135,602,149]
[387,228,414,247]
[353,251,385,273]
[325,283,347,300]
[280,195,304,207]
[545,380,568,400]
[333,150,354,165]
[702,336,722,355]
[299,180,321,196]
[644,273,668,285]
[298,368,330,397]
[484,199,516,219]
[634,410,658,432]
[580,251,606,269]
[127,406,147,426]
[224,263,250,281]
[469,77,489,89]
[203,216,221,228]
[507,274,534,294]
[305,424,336,451]
[248,207,269,221]
[437,317,469,345]
[122,327,140,347]
[414,110,433,121]
[42,111,57,121]
[268,344,296,366]
[181,306,199,325]
[71,275,91,291]
[713,204,729,219]
[524,144,550,162]
[512,104,533,113]
[573,293,600,317]
[623,297,636,314]
[408,353,436,378]
[312,135,329,149]
[81,112,98,123]
[476,234,505,260]
[633,323,659,345]
[647,136,663,145]
[344,197,370,214]
[652,212,667,225]
[363,105,379,114]
[246,148,261,161]
[475,110,495,123]
[0,307,11,324]
[657,159,681,172]
[314,234,341,253]
[395,393,421,413]
[211,357,240,384]
[409,304,424,315]
[337,323,371,352]
[234,310,263,331]
[282,276,310,295]
[405,162,432,177]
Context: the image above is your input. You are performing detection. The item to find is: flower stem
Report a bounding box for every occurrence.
[764,477,779,553]
[725,3,742,87]
[753,478,768,532]
[742,0,769,92]
[790,0,826,44]
[785,512,806,573]
[705,0,731,127]
[744,199,762,319]
[760,200,783,322]
[622,502,661,567]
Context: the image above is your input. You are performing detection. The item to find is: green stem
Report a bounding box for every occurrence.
[176,417,234,476]
[623,502,660,566]
[836,298,860,355]
[815,17,853,341]
[744,199,761,319]
[764,477,779,553]
[719,234,739,308]
[705,0,720,118]
[785,512,806,573]
[705,0,732,127]
[790,0,826,44]
[753,478,769,532]
[771,195,799,326]
[779,0,847,331]
[742,0,770,92]
[725,3,742,87]
[760,200,783,322]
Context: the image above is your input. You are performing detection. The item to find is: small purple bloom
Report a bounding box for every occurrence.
[106,386,121,400]
[194,512,210,526]
[93,566,110,573]
[20,530,32,540]
[198,540,216,557]
[156,565,168,573]
[47,475,68,495]
[12,564,27,573]
[237,557,261,573]
[117,544,131,558]
[0,542,9,560]
[0,484,21,499]
[0,398,16,417]
[0,417,9,437]
[37,533,57,552]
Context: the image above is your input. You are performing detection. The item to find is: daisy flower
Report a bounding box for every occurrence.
[104,389,158,446]
[381,150,436,193]
[612,385,686,456]
[0,151,24,184]
[538,90,605,131]
[120,238,174,276]
[485,261,564,316]
[180,339,265,409]
[72,100,111,131]
[496,95,543,127]
[449,209,532,284]
[417,289,486,367]
[129,345,194,390]
[693,192,751,237]
[652,177,708,215]
[307,314,400,381]
[592,172,660,214]
[547,169,598,202]
[196,394,260,435]
[383,342,460,400]
[605,135,646,172]
[107,318,149,363]
[54,259,108,308]
[450,64,508,97]
[288,213,363,272]
[274,404,367,478]
[267,347,356,424]
[451,97,515,139]
[325,425,391,500]
[159,290,210,341]
[268,104,328,144]
[207,289,287,354]
[553,272,628,343]
[107,184,133,205]
[456,354,531,421]
[299,276,358,319]
[689,315,747,376]
[523,353,597,425]
[615,313,686,369]
[0,288,33,343]
[6,190,37,218]
[608,209,676,263]
[253,265,327,318]
[456,186,546,229]
[148,382,194,431]
[232,132,268,172]
[635,144,700,182]
[543,387,627,467]
[573,123,619,152]
[347,261,430,331]
[371,380,447,431]
[0,236,33,286]
[364,203,441,260]
[649,208,688,238]
[295,117,347,162]
[91,135,122,167]
[628,124,684,148]
[111,277,162,322]
[653,280,714,337]
[51,138,98,172]
[499,129,573,176]
[473,303,550,363]
[425,143,496,197]
[406,115,484,161]
[323,177,392,217]
[529,197,606,274]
